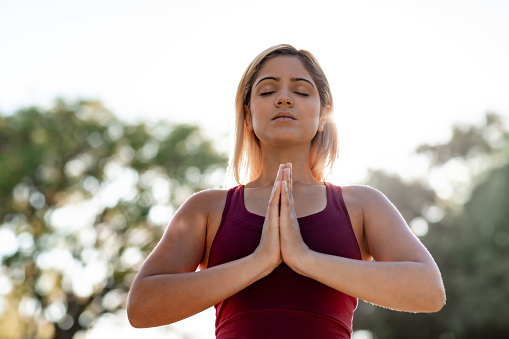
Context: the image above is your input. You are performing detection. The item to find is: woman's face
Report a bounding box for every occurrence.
[247,55,327,147]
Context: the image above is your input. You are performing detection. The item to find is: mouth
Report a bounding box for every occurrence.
[272,112,296,121]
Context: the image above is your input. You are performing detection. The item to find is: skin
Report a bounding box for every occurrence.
[127,56,446,328]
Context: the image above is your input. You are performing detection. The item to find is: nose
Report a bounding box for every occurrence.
[275,93,293,107]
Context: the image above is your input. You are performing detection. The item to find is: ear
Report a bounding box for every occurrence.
[317,104,331,132]
[244,105,253,132]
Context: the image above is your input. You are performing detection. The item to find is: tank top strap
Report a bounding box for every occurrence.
[218,185,242,229]
[325,182,349,219]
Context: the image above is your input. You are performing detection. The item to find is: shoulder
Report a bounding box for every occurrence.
[138,189,231,277]
[337,184,400,225]
[177,188,230,218]
[184,188,230,207]
[339,185,415,261]
[337,184,389,209]
[162,188,230,245]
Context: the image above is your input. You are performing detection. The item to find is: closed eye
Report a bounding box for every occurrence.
[260,91,275,96]
[294,92,309,97]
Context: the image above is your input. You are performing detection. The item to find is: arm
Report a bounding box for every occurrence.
[127,180,283,328]
[281,181,445,313]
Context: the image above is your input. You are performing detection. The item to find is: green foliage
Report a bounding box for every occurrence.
[2,100,508,338]
[0,99,227,338]
[364,170,437,224]
[437,163,509,337]
[416,112,506,166]
[354,113,509,338]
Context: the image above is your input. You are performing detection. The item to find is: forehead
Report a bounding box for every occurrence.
[254,55,314,85]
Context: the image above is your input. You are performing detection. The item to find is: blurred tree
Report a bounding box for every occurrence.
[416,113,506,167]
[353,113,509,338]
[0,99,227,338]
[353,170,446,339]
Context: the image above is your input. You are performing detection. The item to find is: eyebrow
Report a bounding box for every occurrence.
[255,76,315,89]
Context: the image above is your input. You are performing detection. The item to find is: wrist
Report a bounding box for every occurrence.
[285,247,314,277]
[250,250,279,279]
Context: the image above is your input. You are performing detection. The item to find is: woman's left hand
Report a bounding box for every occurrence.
[279,163,310,273]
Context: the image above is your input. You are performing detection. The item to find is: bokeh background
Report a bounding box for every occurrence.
[1,0,508,338]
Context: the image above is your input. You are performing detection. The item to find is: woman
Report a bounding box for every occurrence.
[127,44,445,338]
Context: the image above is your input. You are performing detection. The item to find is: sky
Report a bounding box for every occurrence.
[2,0,509,186]
[1,0,508,337]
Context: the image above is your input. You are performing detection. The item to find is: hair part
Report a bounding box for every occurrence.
[226,44,338,186]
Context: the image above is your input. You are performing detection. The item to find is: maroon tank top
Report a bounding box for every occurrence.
[208,183,362,339]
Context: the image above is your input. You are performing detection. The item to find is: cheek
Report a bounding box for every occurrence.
[303,101,322,120]
[248,100,269,122]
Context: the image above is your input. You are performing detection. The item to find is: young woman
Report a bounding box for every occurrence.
[127,44,445,338]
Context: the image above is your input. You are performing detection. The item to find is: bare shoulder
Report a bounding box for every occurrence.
[156,187,230,251]
[337,185,389,260]
[175,188,229,252]
[138,188,229,277]
[341,184,404,223]
[340,184,386,201]
[340,184,395,213]
[338,185,381,211]
[176,188,229,220]
[342,185,426,262]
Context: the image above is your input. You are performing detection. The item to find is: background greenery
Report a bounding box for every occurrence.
[0,100,507,338]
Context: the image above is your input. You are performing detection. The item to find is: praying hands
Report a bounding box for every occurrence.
[255,163,310,275]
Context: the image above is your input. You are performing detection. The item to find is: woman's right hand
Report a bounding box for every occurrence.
[254,165,284,275]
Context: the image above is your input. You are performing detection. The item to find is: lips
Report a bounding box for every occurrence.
[272,112,296,120]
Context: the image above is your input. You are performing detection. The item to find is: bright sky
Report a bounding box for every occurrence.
[1,0,508,337]
[2,0,509,184]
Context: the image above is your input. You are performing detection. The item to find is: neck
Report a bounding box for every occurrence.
[249,143,321,187]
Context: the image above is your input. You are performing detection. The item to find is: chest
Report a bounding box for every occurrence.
[244,184,327,218]
[201,184,369,269]
[208,199,362,268]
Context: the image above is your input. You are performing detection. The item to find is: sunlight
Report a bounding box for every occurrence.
[410,217,429,237]
[44,302,66,323]
[0,272,13,296]
[0,227,18,258]
[18,297,40,318]
[48,199,100,232]
[1,0,508,338]
[352,329,374,339]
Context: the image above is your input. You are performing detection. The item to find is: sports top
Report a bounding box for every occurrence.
[207,183,362,338]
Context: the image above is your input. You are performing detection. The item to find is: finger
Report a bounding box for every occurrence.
[283,167,290,189]
[269,173,282,206]
[288,163,293,199]
[277,165,284,181]
[271,164,283,194]
[280,180,291,216]
[283,163,293,199]
[283,167,294,206]
[267,180,282,220]
[281,174,297,222]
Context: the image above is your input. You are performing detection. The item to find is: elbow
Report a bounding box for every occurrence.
[127,313,143,329]
[127,288,157,328]
[127,289,179,328]
[419,282,446,313]
[425,296,446,313]
[126,296,146,328]
[404,271,446,313]
[429,285,446,313]
[429,271,447,312]
[127,311,144,329]
[417,265,446,313]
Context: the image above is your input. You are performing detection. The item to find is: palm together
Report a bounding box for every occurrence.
[258,163,310,275]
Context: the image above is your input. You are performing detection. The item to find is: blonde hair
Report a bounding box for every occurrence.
[226,44,338,186]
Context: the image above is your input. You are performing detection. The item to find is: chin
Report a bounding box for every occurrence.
[263,135,314,148]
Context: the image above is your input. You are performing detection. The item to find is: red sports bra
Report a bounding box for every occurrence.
[207,183,362,338]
